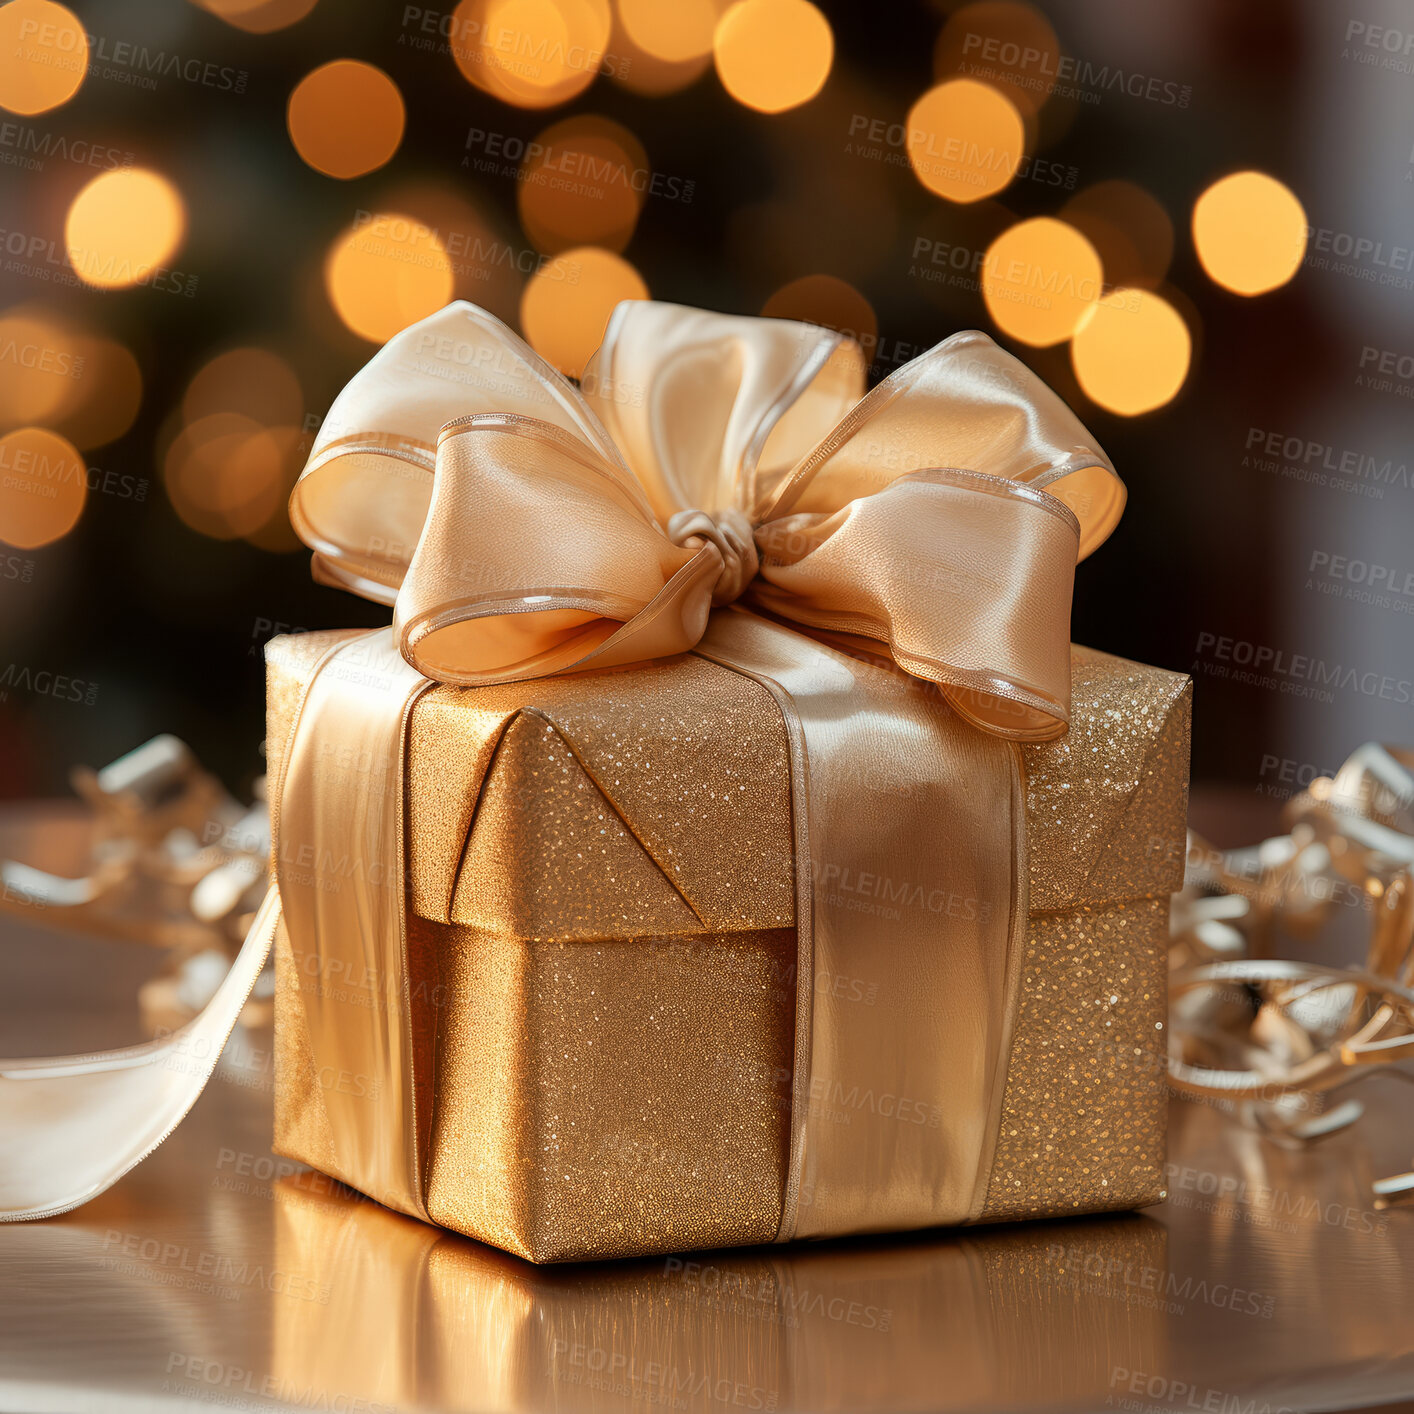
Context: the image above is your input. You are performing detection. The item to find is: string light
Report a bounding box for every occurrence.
[906,80,1026,204]
[288,61,405,180]
[0,0,86,115]
[981,217,1102,346]
[518,115,647,254]
[1192,171,1307,296]
[325,213,455,343]
[520,246,646,378]
[449,0,611,109]
[714,0,833,113]
[1071,287,1191,416]
[64,170,186,291]
[0,427,86,548]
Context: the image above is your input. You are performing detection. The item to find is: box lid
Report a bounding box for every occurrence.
[267,631,1189,937]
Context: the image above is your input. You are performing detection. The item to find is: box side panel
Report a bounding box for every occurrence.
[975,896,1169,1222]
[271,915,340,1175]
[426,927,795,1262]
[420,920,540,1260]
[1024,652,1191,914]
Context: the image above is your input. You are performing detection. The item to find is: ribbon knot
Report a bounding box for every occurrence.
[290,299,1126,741]
[666,507,759,606]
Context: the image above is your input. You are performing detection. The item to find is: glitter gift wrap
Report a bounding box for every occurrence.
[267,626,1190,1262]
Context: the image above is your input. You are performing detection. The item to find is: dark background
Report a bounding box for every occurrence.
[1,0,1410,806]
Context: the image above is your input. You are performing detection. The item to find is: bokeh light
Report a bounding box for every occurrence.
[371,181,524,322]
[932,2,1059,118]
[0,0,86,115]
[520,245,647,378]
[52,336,143,450]
[1071,287,1191,416]
[194,0,319,32]
[906,80,1026,204]
[1192,171,1307,296]
[607,0,716,96]
[167,348,306,547]
[761,274,876,361]
[518,115,647,254]
[164,414,288,541]
[981,217,1102,346]
[0,309,143,450]
[714,0,833,114]
[325,212,456,343]
[183,348,303,430]
[0,307,81,426]
[288,61,405,180]
[64,169,187,290]
[1063,180,1174,287]
[0,427,86,548]
[620,0,716,61]
[450,0,611,109]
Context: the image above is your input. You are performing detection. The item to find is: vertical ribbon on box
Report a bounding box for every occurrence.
[273,631,435,1221]
[698,610,1026,1236]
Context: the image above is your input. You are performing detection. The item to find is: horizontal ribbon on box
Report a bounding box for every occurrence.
[0,301,1127,1240]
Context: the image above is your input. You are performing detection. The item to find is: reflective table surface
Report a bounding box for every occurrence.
[3,806,1414,1414]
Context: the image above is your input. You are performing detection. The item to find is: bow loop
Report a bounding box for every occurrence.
[292,300,1126,740]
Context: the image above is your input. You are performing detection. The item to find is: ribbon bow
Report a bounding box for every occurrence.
[291,300,1124,740]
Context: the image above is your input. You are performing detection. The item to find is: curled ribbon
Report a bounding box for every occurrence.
[291,300,1125,740]
[1169,744,1414,1200]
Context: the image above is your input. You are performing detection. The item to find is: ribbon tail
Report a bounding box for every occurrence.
[0,887,280,1221]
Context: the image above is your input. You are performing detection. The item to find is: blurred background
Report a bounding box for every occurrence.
[0,0,1409,813]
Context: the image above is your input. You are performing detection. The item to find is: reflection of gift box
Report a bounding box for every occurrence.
[268,624,1189,1261]
[270,1177,1169,1411]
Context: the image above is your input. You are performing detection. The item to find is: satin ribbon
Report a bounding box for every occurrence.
[0,299,1121,1234]
[292,300,1123,741]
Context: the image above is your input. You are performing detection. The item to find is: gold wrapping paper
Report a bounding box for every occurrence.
[269,630,1190,1260]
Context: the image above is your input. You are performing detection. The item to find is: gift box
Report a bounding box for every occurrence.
[263,300,1190,1262]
